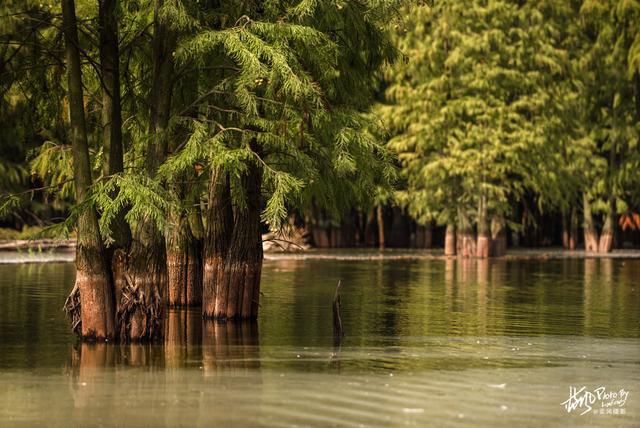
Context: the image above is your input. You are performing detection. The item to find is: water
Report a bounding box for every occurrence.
[0,254,639,426]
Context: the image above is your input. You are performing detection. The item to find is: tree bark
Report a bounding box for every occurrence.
[98,0,131,315]
[203,168,234,319]
[562,209,570,249]
[216,162,263,320]
[120,0,175,340]
[62,0,116,340]
[583,194,599,252]
[444,223,456,256]
[476,197,489,258]
[376,205,385,249]
[598,199,615,253]
[166,173,203,307]
[569,206,578,250]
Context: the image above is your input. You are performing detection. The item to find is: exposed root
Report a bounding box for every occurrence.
[63,283,82,335]
[117,273,163,341]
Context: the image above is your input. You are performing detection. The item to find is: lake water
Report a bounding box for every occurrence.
[0,254,638,426]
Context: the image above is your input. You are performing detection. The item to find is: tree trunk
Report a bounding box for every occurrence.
[476,197,489,258]
[376,205,385,249]
[166,173,203,307]
[203,168,234,319]
[216,162,263,320]
[120,0,175,341]
[583,194,599,252]
[562,209,570,249]
[490,216,506,257]
[598,199,615,253]
[62,0,115,340]
[444,223,456,256]
[457,208,475,258]
[569,206,578,250]
[167,211,189,307]
[98,0,131,315]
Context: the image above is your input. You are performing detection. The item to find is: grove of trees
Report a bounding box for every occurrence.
[1,0,639,341]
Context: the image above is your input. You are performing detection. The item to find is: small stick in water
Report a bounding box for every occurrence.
[333,280,344,344]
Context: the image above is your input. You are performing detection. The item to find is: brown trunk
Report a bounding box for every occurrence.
[120,222,167,341]
[444,223,456,256]
[598,201,615,253]
[457,208,475,258]
[562,210,570,249]
[99,0,131,305]
[583,195,599,252]
[166,175,203,307]
[569,206,578,250]
[119,0,176,341]
[203,168,234,319]
[98,0,130,250]
[167,212,189,306]
[217,161,263,320]
[62,0,115,340]
[476,197,489,258]
[376,205,385,249]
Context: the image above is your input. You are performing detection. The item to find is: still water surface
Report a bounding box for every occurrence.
[0,254,639,426]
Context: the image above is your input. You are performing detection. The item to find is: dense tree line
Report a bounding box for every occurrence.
[1,0,639,340]
[378,0,640,256]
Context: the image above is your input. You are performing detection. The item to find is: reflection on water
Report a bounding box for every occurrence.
[0,258,639,426]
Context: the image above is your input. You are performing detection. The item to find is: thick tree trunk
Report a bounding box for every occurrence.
[203,168,234,319]
[216,162,263,320]
[376,205,385,249]
[583,195,599,252]
[166,175,203,307]
[62,0,115,340]
[120,0,175,340]
[444,223,456,256]
[167,212,189,306]
[98,0,131,314]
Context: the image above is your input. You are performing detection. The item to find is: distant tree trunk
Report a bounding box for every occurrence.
[376,205,385,249]
[476,196,489,258]
[598,198,615,253]
[583,194,599,252]
[562,209,570,249]
[444,223,456,256]
[569,206,579,250]
[216,161,263,320]
[62,0,115,340]
[457,208,475,258]
[203,168,233,319]
[490,216,506,257]
[415,222,433,248]
[98,0,130,314]
[120,0,175,340]
[599,137,618,253]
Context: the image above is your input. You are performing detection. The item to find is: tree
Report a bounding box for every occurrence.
[62,0,116,339]
[379,0,583,257]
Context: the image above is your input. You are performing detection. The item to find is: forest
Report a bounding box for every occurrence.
[0,0,639,341]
